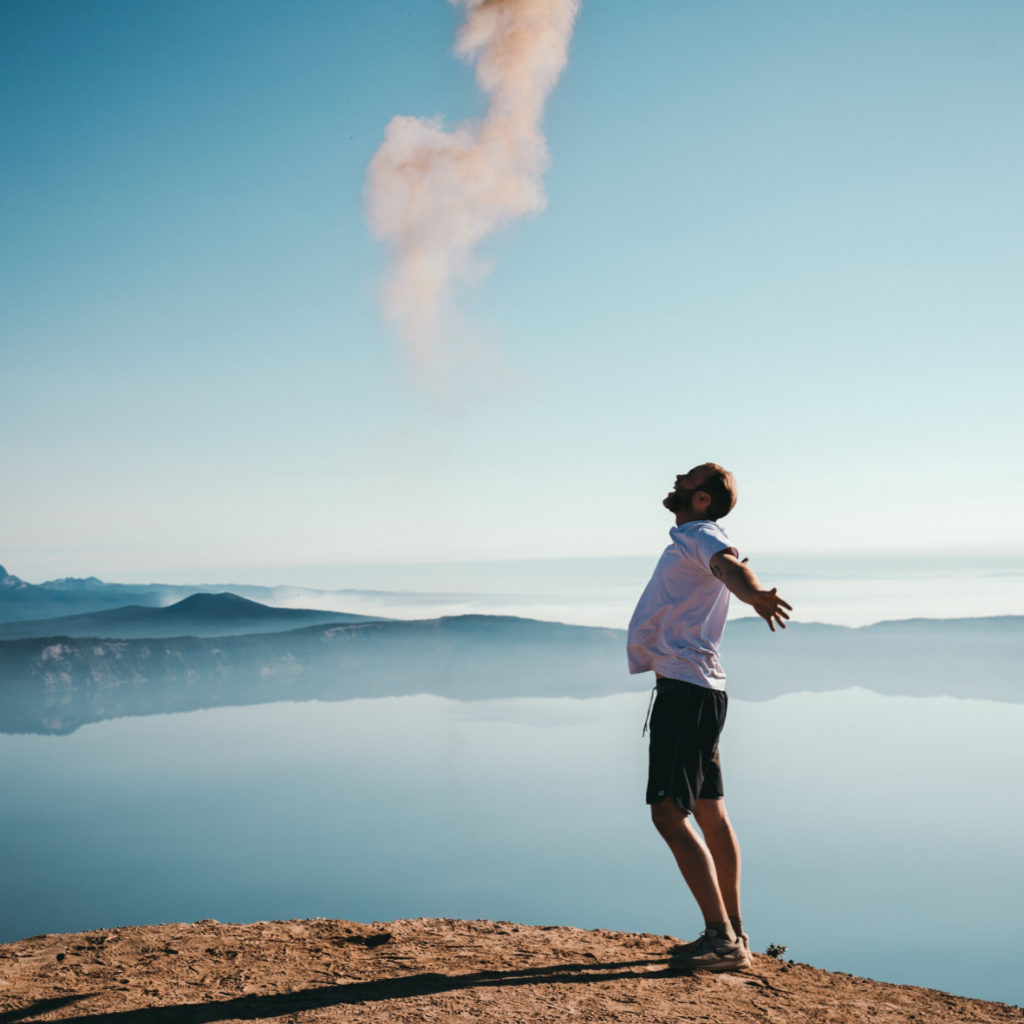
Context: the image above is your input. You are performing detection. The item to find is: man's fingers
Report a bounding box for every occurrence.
[756,589,791,633]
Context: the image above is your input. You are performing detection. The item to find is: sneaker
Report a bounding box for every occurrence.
[669,934,706,956]
[671,929,750,957]
[668,929,751,972]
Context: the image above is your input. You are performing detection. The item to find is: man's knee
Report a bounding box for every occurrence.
[650,796,689,833]
[693,797,731,833]
[694,797,726,820]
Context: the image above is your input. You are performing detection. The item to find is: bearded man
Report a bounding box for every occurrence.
[628,463,791,972]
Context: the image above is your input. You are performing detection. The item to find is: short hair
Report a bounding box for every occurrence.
[696,463,737,521]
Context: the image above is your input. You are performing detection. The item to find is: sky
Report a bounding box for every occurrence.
[2,0,1023,582]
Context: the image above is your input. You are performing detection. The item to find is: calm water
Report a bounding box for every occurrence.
[2,690,1022,1006]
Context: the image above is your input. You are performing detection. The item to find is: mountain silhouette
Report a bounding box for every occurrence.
[0,566,403,626]
[0,592,379,641]
[0,566,165,623]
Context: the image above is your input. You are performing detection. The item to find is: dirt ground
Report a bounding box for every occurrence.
[1,917,1020,1023]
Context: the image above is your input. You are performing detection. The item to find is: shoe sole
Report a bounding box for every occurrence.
[668,954,752,973]
[670,935,750,958]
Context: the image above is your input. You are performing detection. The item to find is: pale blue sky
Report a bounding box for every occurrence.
[2,0,1022,580]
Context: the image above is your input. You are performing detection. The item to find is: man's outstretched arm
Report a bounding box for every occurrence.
[709,550,792,632]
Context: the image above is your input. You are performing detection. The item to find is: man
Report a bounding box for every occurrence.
[628,463,791,973]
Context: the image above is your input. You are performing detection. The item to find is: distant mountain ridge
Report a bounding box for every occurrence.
[0,592,379,641]
[36,574,112,590]
[0,565,401,625]
[0,612,1021,735]
[0,565,174,623]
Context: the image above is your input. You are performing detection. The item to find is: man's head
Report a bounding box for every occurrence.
[663,463,737,523]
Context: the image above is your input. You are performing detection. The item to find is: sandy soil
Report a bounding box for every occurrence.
[0,917,1020,1023]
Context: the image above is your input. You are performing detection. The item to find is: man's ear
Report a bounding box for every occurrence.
[694,490,712,509]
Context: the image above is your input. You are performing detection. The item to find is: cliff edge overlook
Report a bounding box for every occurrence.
[1,917,1019,1023]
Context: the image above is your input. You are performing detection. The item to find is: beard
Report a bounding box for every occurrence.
[663,485,700,514]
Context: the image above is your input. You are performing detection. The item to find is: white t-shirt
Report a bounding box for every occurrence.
[627,520,736,690]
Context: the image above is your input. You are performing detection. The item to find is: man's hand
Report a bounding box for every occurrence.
[709,550,793,632]
[750,587,792,632]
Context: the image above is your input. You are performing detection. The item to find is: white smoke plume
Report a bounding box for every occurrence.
[366,0,580,374]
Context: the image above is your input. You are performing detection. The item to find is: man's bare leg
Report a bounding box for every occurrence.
[650,797,730,927]
[693,798,741,922]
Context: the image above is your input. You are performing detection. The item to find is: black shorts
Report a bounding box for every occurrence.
[646,679,727,813]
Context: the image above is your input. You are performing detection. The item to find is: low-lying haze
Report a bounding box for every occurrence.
[6,553,1020,629]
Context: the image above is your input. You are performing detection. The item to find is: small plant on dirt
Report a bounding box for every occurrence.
[765,943,788,959]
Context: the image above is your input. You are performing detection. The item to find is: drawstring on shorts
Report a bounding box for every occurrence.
[642,685,656,737]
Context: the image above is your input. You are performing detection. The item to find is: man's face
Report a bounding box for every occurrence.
[663,467,708,514]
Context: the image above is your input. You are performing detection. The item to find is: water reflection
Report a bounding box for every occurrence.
[0,690,1020,1006]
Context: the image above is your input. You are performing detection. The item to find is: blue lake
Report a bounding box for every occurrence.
[1,689,1022,1006]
